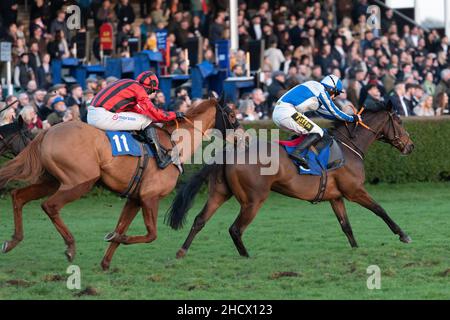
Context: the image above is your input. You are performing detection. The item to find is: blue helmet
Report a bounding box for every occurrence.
[321,74,344,95]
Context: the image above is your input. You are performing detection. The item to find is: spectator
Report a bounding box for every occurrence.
[382,64,398,94]
[390,83,412,117]
[264,38,285,72]
[26,80,38,95]
[335,90,355,114]
[50,10,70,40]
[435,92,449,116]
[28,41,42,76]
[14,53,35,89]
[239,99,260,121]
[18,92,31,111]
[267,71,286,109]
[96,0,116,28]
[402,83,418,116]
[150,0,170,25]
[66,84,84,111]
[414,95,435,116]
[423,72,436,97]
[32,88,47,111]
[231,64,245,77]
[47,30,70,60]
[46,96,67,126]
[86,78,99,94]
[116,0,135,31]
[174,87,191,104]
[39,93,57,121]
[19,106,43,135]
[251,88,269,119]
[153,91,166,109]
[172,98,189,113]
[37,53,53,90]
[1,0,18,27]
[363,84,385,112]
[172,60,188,75]
[435,69,450,101]
[0,106,16,126]
[140,15,154,42]
[209,11,226,45]
[249,15,264,41]
[49,84,67,97]
[5,95,20,115]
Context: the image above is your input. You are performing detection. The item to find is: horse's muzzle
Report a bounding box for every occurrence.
[402,143,414,155]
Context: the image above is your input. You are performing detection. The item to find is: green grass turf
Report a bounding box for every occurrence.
[0,183,449,300]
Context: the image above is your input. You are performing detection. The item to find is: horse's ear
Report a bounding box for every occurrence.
[218,93,225,106]
[385,99,394,112]
[208,91,219,100]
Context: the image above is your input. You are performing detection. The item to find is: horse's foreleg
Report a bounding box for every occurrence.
[330,198,358,248]
[2,179,59,253]
[101,198,141,270]
[176,191,231,259]
[351,190,411,243]
[116,197,159,245]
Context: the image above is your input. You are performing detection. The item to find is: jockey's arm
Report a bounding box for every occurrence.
[135,87,177,122]
[318,91,355,122]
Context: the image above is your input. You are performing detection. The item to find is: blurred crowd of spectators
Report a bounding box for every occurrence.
[1,0,450,135]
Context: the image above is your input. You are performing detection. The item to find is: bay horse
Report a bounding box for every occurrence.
[166,107,415,259]
[0,116,33,158]
[0,98,238,270]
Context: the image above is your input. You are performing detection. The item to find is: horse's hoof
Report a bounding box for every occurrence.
[176,248,186,259]
[104,232,118,242]
[65,250,75,262]
[2,241,9,253]
[400,235,412,243]
[101,260,110,271]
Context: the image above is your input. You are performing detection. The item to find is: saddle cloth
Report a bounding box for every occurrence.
[279,133,345,175]
[105,131,153,157]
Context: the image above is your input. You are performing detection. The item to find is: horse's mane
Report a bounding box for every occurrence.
[184,99,217,119]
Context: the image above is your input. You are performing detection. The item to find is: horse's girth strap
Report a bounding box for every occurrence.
[311,169,327,204]
[120,144,150,199]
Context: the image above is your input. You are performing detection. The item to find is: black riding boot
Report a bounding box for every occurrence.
[289,133,322,168]
[143,126,172,169]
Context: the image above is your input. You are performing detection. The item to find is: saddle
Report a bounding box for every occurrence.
[279,132,345,175]
[279,132,345,204]
[104,130,182,199]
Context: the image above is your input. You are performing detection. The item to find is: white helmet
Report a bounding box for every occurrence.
[321,74,344,95]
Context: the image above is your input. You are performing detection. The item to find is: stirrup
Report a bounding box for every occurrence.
[289,153,309,169]
[155,152,172,169]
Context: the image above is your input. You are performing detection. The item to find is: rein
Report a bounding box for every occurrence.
[181,116,209,137]
[334,108,398,160]
[177,102,240,138]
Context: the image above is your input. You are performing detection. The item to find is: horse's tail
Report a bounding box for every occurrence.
[165,164,223,230]
[0,130,47,189]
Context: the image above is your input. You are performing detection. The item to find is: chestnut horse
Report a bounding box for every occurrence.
[167,108,415,258]
[0,98,237,270]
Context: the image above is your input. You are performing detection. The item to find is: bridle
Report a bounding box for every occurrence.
[377,111,407,151]
[176,100,240,138]
[335,109,405,160]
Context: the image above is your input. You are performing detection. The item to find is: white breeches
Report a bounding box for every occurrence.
[272,102,324,136]
[87,106,152,131]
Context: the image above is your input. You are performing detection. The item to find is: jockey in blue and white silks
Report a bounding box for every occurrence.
[272,74,360,166]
